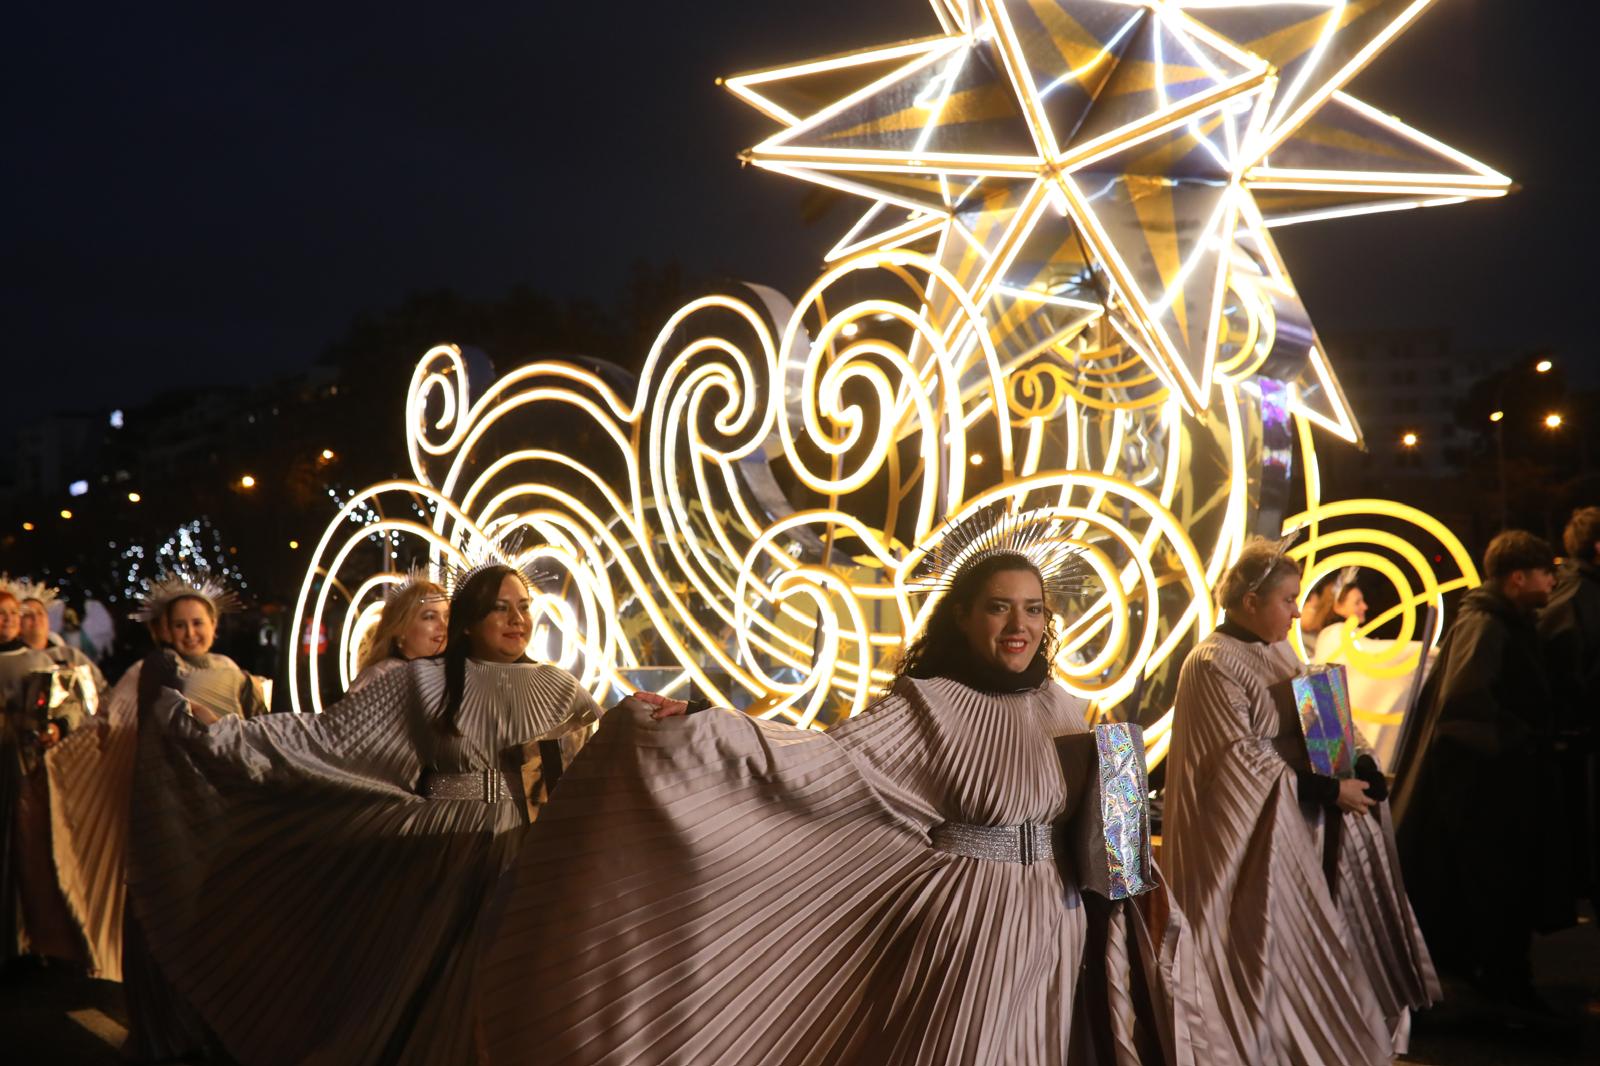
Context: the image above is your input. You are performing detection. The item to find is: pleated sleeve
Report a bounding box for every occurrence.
[481,698,941,1064]
[127,661,522,1064]
[159,661,425,796]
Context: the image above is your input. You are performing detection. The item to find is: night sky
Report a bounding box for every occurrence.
[8,0,1592,422]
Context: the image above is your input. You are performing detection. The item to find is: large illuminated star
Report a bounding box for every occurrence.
[724,0,1509,437]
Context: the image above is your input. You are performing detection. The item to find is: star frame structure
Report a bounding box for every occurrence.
[723,0,1509,436]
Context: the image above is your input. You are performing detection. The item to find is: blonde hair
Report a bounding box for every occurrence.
[356,580,447,672]
[1216,536,1303,612]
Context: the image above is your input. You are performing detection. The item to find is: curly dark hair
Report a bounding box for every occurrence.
[894,553,1058,683]
[437,564,533,735]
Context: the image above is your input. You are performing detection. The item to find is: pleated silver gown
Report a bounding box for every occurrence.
[1164,632,1438,1066]
[43,661,142,981]
[46,652,265,983]
[127,658,598,1065]
[482,675,1191,1066]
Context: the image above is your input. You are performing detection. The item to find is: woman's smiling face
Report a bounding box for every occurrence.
[467,574,532,663]
[956,567,1046,674]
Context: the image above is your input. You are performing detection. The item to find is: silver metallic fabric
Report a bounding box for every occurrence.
[125,658,599,1065]
[930,821,1053,866]
[419,768,509,803]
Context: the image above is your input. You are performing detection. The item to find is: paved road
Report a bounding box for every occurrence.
[3,917,1597,1064]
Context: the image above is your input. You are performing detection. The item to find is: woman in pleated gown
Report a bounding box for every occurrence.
[1163,538,1437,1065]
[42,603,174,987]
[348,573,450,693]
[123,563,603,1064]
[482,518,1208,1065]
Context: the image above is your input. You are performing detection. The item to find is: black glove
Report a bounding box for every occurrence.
[1295,768,1341,808]
[1354,754,1388,803]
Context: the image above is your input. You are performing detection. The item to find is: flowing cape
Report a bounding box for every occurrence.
[127,658,597,1065]
[44,662,141,979]
[1164,633,1435,1066]
[483,676,1199,1066]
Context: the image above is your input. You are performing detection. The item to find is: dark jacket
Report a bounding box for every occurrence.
[1538,558,1600,901]
[1392,585,1573,972]
[1539,558,1600,726]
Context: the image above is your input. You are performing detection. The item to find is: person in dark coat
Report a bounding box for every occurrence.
[1392,530,1563,1011]
[1539,506,1600,909]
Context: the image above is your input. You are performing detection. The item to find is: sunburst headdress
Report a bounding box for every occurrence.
[439,532,555,598]
[8,577,60,608]
[131,569,241,622]
[385,565,449,605]
[911,504,1097,597]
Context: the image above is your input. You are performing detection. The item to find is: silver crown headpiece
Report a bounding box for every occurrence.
[132,569,241,622]
[6,577,61,608]
[440,532,555,598]
[1243,531,1303,596]
[911,504,1097,597]
[384,565,449,605]
[1331,565,1361,597]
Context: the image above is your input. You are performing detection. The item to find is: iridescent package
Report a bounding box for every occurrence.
[1053,722,1153,900]
[1292,664,1357,779]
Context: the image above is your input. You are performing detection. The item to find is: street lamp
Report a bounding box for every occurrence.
[60,509,73,520]
[240,474,257,489]
[320,449,335,461]
[1494,357,1558,529]
[127,491,142,503]
[1545,412,1564,429]
[1401,431,1419,448]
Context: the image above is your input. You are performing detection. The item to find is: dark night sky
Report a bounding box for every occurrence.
[7,0,1592,420]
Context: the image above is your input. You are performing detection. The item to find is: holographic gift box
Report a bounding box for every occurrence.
[1053,722,1153,900]
[1292,664,1357,780]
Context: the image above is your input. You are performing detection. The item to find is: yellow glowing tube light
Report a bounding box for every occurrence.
[293,509,472,715]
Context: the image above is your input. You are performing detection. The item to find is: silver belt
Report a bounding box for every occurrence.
[419,769,509,803]
[930,822,1052,866]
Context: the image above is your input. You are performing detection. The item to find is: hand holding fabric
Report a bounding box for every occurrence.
[629,691,713,719]
[1335,777,1375,814]
[630,691,686,719]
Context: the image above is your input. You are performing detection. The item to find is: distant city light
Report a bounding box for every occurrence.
[1400,432,1419,448]
[289,539,300,550]
[109,409,124,429]
[1488,410,1504,423]
[969,453,984,466]
[59,509,74,520]
[68,480,88,497]
[1545,413,1564,429]
[1535,358,1554,373]
[127,491,142,503]
[320,449,336,461]
[240,474,257,489]
[22,522,35,532]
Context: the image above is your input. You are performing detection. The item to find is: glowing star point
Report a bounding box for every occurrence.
[724,0,1505,425]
